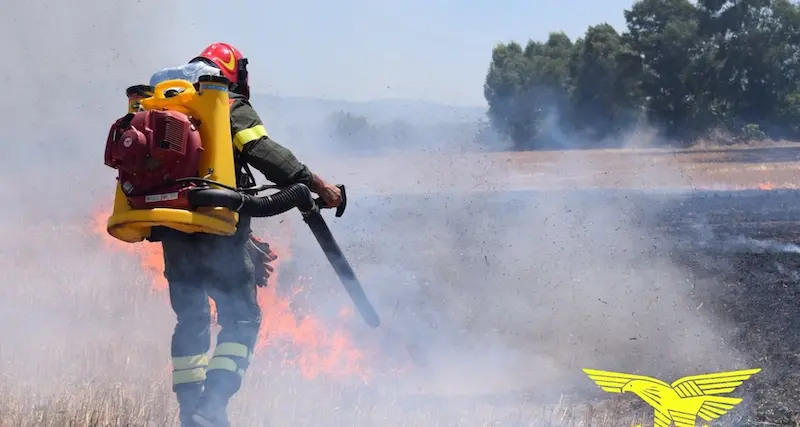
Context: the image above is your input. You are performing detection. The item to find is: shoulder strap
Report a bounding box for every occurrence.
[229,99,257,188]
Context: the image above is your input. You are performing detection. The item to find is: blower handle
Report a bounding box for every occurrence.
[312,184,347,217]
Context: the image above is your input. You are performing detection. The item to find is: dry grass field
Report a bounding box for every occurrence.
[2,145,800,427]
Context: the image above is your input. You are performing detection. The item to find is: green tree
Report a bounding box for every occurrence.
[482,0,800,147]
[484,41,532,147]
[326,111,373,149]
[698,0,800,136]
[623,0,704,138]
[485,33,573,149]
[568,23,645,139]
[328,111,369,137]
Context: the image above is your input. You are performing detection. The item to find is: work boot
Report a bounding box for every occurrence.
[191,390,231,427]
[175,383,203,427]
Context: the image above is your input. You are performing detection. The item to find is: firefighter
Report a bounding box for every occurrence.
[155,43,342,427]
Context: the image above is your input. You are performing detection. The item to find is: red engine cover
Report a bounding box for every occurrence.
[104,110,204,209]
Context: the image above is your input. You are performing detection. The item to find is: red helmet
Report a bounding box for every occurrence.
[191,42,250,97]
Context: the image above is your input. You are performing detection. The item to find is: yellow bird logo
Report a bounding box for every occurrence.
[583,367,761,427]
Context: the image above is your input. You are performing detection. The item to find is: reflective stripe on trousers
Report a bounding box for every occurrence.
[171,342,254,386]
[208,342,253,378]
[172,353,208,385]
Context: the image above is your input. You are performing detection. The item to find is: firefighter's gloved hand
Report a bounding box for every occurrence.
[249,235,277,287]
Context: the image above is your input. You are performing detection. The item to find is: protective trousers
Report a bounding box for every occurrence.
[158,216,262,401]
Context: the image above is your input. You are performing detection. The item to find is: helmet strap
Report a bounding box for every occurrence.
[235,58,250,99]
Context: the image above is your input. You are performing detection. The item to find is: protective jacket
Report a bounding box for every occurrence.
[229,92,314,189]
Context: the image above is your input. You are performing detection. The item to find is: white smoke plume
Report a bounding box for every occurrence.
[0,0,197,404]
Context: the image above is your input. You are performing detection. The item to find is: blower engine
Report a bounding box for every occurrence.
[104,109,204,210]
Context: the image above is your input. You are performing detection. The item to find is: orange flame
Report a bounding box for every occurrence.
[91,207,370,381]
[249,222,369,379]
[758,181,776,190]
[91,213,168,292]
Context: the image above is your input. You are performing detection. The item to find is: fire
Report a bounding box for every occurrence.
[91,212,168,292]
[91,207,370,381]
[758,181,776,190]
[250,222,369,379]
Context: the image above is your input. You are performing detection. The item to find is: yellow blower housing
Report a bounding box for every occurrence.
[106,76,239,243]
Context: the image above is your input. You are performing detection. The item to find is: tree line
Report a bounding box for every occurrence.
[484,0,800,149]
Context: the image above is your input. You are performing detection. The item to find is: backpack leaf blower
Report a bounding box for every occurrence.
[103,76,380,328]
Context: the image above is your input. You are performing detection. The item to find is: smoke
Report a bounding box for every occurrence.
[256,111,758,421]
[0,0,199,402]
[0,2,764,426]
[0,1,205,223]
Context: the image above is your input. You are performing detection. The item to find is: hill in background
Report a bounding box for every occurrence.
[246,94,496,155]
[249,94,487,127]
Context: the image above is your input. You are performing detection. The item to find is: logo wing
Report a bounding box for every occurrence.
[670,368,761,397]
[695,396,745,421]
[582,368,669,393]
[670,368,761,421]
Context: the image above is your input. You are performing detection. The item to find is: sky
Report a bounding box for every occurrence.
[184,0,633,107]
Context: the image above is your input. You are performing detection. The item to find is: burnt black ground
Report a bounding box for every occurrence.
[274,188,800,426]
[674,252,800,426]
